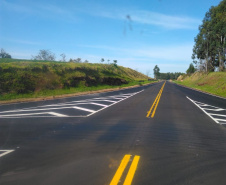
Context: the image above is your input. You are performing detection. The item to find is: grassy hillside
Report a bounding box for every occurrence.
[175,72,226,97]
[0,58,153,101]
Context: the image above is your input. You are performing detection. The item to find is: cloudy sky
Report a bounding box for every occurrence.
[0,0,222,76]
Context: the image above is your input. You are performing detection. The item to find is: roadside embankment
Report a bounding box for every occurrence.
[0,58,155,103]
[174,72,226,97]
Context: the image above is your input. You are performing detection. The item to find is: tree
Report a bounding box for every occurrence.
[101,58,105,63]
[113,60,117,67]
[74,58,82,63]
[84,60,89,63]
[153,65,160,79]
[60,53,66,62]
[0,48,11,58]
[186,63,196,74]
[192,0,226,72]
[69,58,74,63]
[156,72,184,80]
[169,73,175,79]
[32,49,55,61]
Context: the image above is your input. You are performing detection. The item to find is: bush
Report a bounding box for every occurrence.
[13,73,36,94]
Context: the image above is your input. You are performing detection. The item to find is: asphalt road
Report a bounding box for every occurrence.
[0,81,226,185]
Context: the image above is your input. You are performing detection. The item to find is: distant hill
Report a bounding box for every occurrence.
[0,58,151,101]
[176,72,226,97]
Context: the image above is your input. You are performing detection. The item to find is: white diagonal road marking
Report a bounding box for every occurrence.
[0,90,144,118]
[0,150,14,158]
[187,96,226,124]
[49,112,68,117]
[73,106,96,113]
[89,102,108,107]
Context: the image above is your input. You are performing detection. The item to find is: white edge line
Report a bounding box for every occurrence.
[186,96,219,124]
[87,90,144,117]
[0,150,14,157]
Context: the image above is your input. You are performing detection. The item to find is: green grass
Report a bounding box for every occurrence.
[0,58,155,101]
[0,80,154,101]
[174,72,226,97]
[0,58,148,80]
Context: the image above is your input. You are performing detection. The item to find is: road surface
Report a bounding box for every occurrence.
[0,81,226,185]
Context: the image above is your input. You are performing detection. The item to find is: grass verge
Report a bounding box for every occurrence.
[0,58,155,103]
[0,80,156,103]
[174,72,226,98]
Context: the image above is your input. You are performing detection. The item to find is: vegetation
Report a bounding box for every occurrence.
[186,63,196,75]
[175,72,226,97]
[0,49,11,59]
[178,1,226,98]
[0,58,153,101]
[153,65,160,79]
[158,72,185,80]
[153,65,184,80]
[192,0,226,72]
[32,49,56,61]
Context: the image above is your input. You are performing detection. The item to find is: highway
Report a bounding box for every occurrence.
[0,81,226,185]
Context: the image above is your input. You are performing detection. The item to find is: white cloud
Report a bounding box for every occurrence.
[1,1,200,29]
[129,10,200,29]
[88,7,201,30]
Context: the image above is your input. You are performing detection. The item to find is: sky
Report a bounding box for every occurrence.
[0,0,222,76]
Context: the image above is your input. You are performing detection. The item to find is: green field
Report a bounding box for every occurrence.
[0,58,155,102]
[175,72,226,97]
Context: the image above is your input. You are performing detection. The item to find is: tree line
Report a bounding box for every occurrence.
[192,0,226,72]
[153,65,184,80]
[0,48,118,66]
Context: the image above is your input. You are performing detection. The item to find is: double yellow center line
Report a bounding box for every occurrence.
[110,155,140,185]
[146,81,166,118]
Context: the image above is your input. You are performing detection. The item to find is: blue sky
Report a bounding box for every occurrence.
[0,0,222,76]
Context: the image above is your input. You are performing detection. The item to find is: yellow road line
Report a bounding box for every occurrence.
[146,91,161,117]
[110,155,131,185]
[151,82,165,118]
[146,81,166,118]
[123,155,140,185]
[110,155,140,185]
